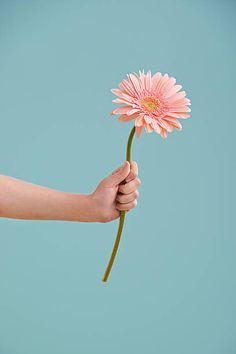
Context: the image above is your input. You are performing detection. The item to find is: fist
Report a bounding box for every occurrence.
[90,161,141,223]
[115,161,141,212]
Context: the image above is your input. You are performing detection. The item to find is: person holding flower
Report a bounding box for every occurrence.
[0,69,190,282]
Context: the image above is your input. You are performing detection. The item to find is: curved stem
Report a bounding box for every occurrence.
[102,126,136,282]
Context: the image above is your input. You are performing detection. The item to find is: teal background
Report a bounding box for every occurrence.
[0,0,235,353]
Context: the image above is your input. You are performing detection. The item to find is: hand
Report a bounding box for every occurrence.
[90,161,141,223]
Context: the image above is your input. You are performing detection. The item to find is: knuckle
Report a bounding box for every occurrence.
[127,196,133,203]
[128,195,134,203]
[118,195,123,203]
[116,194,122,202]
[134,190,139,198]
[116,203,122,211]
[136,178,141,186]
[112,167,120,175]
[123,185,128,194]
[119,185,124,193]
[122,196,128,204]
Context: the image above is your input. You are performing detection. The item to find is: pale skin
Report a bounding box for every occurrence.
[0,161,141,223]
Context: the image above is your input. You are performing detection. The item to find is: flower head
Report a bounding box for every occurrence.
[110,70,191,138]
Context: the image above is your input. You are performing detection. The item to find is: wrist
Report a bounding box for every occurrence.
[62,192,100,223]
[87,192,105,223]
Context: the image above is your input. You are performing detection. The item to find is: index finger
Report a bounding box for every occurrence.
[125,160,138,183]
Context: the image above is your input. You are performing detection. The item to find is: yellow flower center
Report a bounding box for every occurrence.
[140,96,160,112]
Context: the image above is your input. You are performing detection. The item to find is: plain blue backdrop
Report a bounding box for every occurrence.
[0,0,235,353]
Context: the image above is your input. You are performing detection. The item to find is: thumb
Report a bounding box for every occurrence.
[103,161,130,187]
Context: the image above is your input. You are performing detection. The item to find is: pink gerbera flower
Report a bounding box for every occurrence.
[110,69,191,138]
[102,69,191,282]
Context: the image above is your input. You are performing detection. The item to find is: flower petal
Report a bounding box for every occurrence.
[167,91,186,102]
[168,106,191,113]
[118,113,138,122]
[135,115,145,126]
[169,98,191,107]
[111,106,133,115]
[128,73,142,96]
[145,124,154,133]
[163,117,182,130]
[160,76,176,96]
[166,112,190,119]
[156,74,169,95]
[151,72,162,92]
[127,108,140,116]
[112,98,133,105]
[111,88,123,96]
[139,71,146,91]
[145,70,152,92]
[152,120,161,134]
[156,118,173,132]
[164,85,183,99]
[144,115,153,124]
[119,79,136,96]
[160,128,168,139]
[135,126,143,138]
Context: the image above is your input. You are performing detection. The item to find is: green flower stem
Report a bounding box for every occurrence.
[102,125,136,282]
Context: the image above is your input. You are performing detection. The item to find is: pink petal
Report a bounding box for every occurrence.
[156,118,173,132]
[167,91,186,102]
[156,74,169,95]
[166,112,190,119]
[145,70,152,92]
[111,88,123,96]
[128,74,142,96]
[127,108,140,116]
[145,124,154,133]
[112,106,133,115]
[160,128,168,139]
[164,85,183,99]
[118,114,138,122]
[160,77,176,96]
[168,106,191,113]
[112,98,134,105]
[135,126,143,138]
[144,115,153,124]
[152,120,161,134]
[163,117,182,130]
[151,72,162,92]
[119,80,136,96]
[169,98,191,107]
[139,71,146,91]
[135,115,145,127]
[111,90,135,101]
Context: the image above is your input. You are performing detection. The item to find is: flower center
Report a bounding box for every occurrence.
[139,96,167,118]
[140,96,160,113]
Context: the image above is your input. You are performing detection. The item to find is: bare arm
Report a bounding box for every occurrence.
[0,175,98,222]
[0,161,141,223]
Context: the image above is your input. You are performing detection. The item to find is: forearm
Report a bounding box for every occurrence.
[0,175,99,222]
